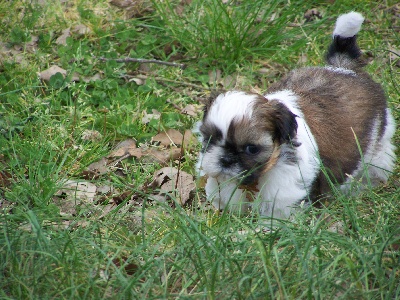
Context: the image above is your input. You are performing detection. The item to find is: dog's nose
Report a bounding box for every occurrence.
[220,155,235,168]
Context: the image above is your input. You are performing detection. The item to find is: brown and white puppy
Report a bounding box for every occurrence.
[196,12,396,219]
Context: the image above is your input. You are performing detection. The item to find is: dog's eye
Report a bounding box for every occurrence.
[244,144,260,155]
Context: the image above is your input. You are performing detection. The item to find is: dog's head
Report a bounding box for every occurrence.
[198,91,298,185]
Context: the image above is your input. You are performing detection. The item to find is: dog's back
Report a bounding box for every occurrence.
[269,12,396,194]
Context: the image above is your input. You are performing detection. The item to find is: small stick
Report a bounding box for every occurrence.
[98,57,186,69]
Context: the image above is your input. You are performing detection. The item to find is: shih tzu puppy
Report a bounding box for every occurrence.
[196,12,396,219]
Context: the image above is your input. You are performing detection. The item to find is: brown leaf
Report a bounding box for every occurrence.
[55,28,71,46]
[72,24,91,36]
[141,147,181,165]
[83,72,102,82]
[39,65,67,82]
[110,0,135,8]
[55,180,97,216]
[0,170,12,188]
[150,167,195,205]
[209,69,222,86]
[85,157,109,178]
[108,139,137,157]
[181,104,201,117]
[112,256,139,276]
[304,8,322,22]
[81,129,102,142]
[152,129,183,147]
[141,109,161,124]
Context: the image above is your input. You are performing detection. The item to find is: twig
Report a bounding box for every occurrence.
[98,57,186,69]
[134,74,207,90]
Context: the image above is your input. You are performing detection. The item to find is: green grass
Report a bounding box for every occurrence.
[1,0,399,299]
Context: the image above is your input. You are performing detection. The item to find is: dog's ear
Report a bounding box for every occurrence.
[272,102,298,144]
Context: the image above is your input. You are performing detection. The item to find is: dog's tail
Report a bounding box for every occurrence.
[326,12,365,70]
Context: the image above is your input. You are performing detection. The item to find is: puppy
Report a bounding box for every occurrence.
[196,12,396,219]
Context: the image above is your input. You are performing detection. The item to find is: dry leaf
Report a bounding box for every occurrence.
[142,109,161,124]
[72,24,91,36]
[39,65,67,82]
[81,129,102,141]
[83,72,102,82]
[56,28,71,46]
[112,256,139,276]
[109,139,137,157]
[110,0,135,8]
[141,147,181,165]
[150,167,195,205]
[86,157,109,176]
[209,69,222,86]
[25,35,39,53]
[304,8,322,22]
[55,180,97,215]
[130,77,146,85]
[181,104,200,117]
[152,129,183,147]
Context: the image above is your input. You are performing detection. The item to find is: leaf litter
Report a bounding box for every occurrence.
[54,128,198,222]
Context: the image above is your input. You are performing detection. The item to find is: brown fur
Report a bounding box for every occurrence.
[269,67,388,195]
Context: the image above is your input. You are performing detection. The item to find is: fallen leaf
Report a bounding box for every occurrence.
[152,129,183,147]
[84,157,109,179]
[72,24,91,36]
[39,65,67,82]
[304,8,322,22]
[110,0,135,8]
[150,167,195,205]
[141,109,161,124]
[55,28,71,46]
[83,72,102,82]
[97,184,113,195]
[130,77,146,85]
[108,139,137,157]
[141,147,181,165]
[181,104,200,117]
[209,69,222,86]
[25,35,39,53]
[0,170,12,188]
[112,256,139,276]
[81,129,102,141]
[55,180,97,215]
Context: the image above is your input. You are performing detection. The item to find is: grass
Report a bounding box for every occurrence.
[0,0,399,299]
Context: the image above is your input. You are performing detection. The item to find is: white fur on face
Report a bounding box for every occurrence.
[199,144,242,178]
[205,91,256,139]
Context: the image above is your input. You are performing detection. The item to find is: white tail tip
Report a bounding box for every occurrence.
[333,12,364,38]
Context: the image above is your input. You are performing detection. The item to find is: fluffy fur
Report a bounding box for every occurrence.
[196,12,396,218]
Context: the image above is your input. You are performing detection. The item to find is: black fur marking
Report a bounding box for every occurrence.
[327,36,361,61]
[273,102,298,144]
[200,123,223,151]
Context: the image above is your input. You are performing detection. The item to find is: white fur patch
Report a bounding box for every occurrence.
[333,12,364,38]
[258,90,320,218]
[206,91,256,139]
[341,108,396,191]
[324,66,356,76]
